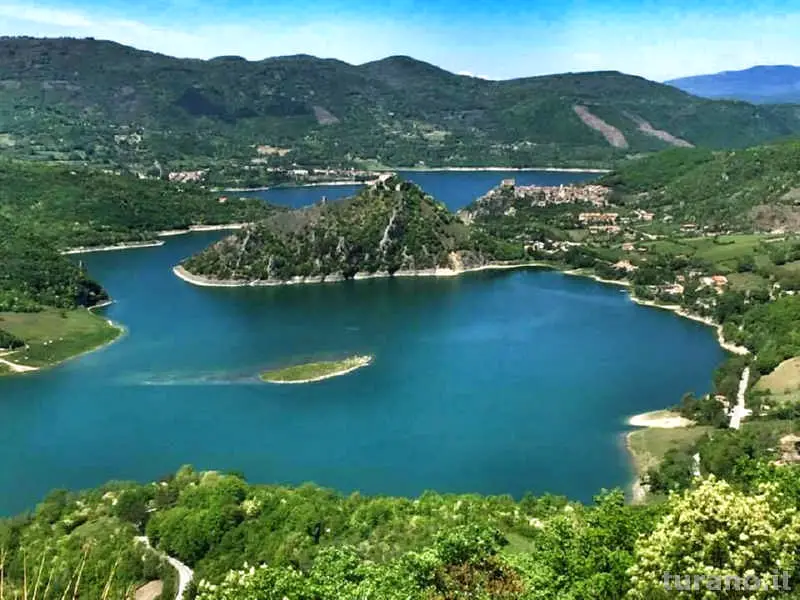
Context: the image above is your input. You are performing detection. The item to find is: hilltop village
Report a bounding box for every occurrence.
[463,176,777,309]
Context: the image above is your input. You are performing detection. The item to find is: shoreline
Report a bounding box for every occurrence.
[262,356,373,384]
[628,297,750,355]
[61,224,249,254]
[0,352,39,374]
[625,433,648,504]
[621,298,749,503]
[61,240,165,255]
[624,410,694,505]
[627,409,694,429]
[219,181,370,193]
[393,166,611,174]
[562,269,631,288]
[156,223,248,237]
[172,262,558,288]
[1,306,125,376]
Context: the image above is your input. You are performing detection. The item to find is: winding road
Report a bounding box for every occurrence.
[729,366,751,430]
[135,537,194,600]
[0,352,38,373]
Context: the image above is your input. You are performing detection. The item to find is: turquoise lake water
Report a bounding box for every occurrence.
[0,171,725,514]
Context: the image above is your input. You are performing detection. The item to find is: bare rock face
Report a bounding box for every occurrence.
[573,105,629,149]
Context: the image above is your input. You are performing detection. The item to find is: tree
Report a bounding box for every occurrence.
[627,477,800,599]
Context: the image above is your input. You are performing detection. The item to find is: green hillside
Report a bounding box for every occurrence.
[601,139,800,230]
[0,160,272,247]
[2,37,800,170]
[0,160,271,369]
[4,464,800,599]
[181,176,492,282]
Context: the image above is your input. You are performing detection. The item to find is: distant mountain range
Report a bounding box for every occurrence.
[667,65,800,104]
[2,37,800,169]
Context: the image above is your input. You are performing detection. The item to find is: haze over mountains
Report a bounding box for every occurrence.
[1,37,800,169]
[668,65,800,104]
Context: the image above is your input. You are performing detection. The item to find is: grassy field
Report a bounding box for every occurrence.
[0,309,122,369]
[686,234,768,262]
[755,356,800,407]
[757,357,800,395]
[727,272,770,292]
[627,426,712,478]
[260,355,373,383]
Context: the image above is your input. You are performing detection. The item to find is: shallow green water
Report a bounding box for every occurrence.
[0,172,725,514]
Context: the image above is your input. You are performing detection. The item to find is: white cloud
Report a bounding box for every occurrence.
[457,70,490,79]
[0,4,92,27]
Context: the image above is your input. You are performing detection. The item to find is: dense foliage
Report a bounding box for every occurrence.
[739,296,800,374]
[0,215,107,311]
[3,38,800,171]
[183,177,491,281]
[8,465,800,599]
[0,161,271,248]
[0,484,177,599]
[603,140,800,231]
[628,477,800,600]
[0,328,23,349]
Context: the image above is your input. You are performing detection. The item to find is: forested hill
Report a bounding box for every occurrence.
[0,215,107,312]
[0,160,270,321]
[0,161,271,247]
[600,139,800,230]
[3,37,800,169]
[182,176,493,282]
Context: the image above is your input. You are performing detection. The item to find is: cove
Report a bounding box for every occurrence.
[0,172,725,515]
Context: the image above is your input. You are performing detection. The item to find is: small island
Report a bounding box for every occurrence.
[260,355,373,384]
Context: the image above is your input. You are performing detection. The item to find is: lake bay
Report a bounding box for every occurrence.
[0,171,724,514]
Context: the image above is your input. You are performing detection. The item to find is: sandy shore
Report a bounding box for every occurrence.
[263,356,373,384]
[62,241,165,255]
[0,352,39,373]
[624,410,693,505]
[563,269,631,287]
[88,300,114,312]
[156,223,248,237]
[172,262,558,288]
[628,409,694,429]
[61,224,248,254]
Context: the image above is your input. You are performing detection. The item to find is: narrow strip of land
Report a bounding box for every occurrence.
[261,355,373,384]
[61,241,165,255]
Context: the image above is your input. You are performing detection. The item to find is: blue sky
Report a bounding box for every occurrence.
[0,0,798,80]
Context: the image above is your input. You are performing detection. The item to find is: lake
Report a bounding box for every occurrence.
[0,171,725,514]
[229,169,596,210]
